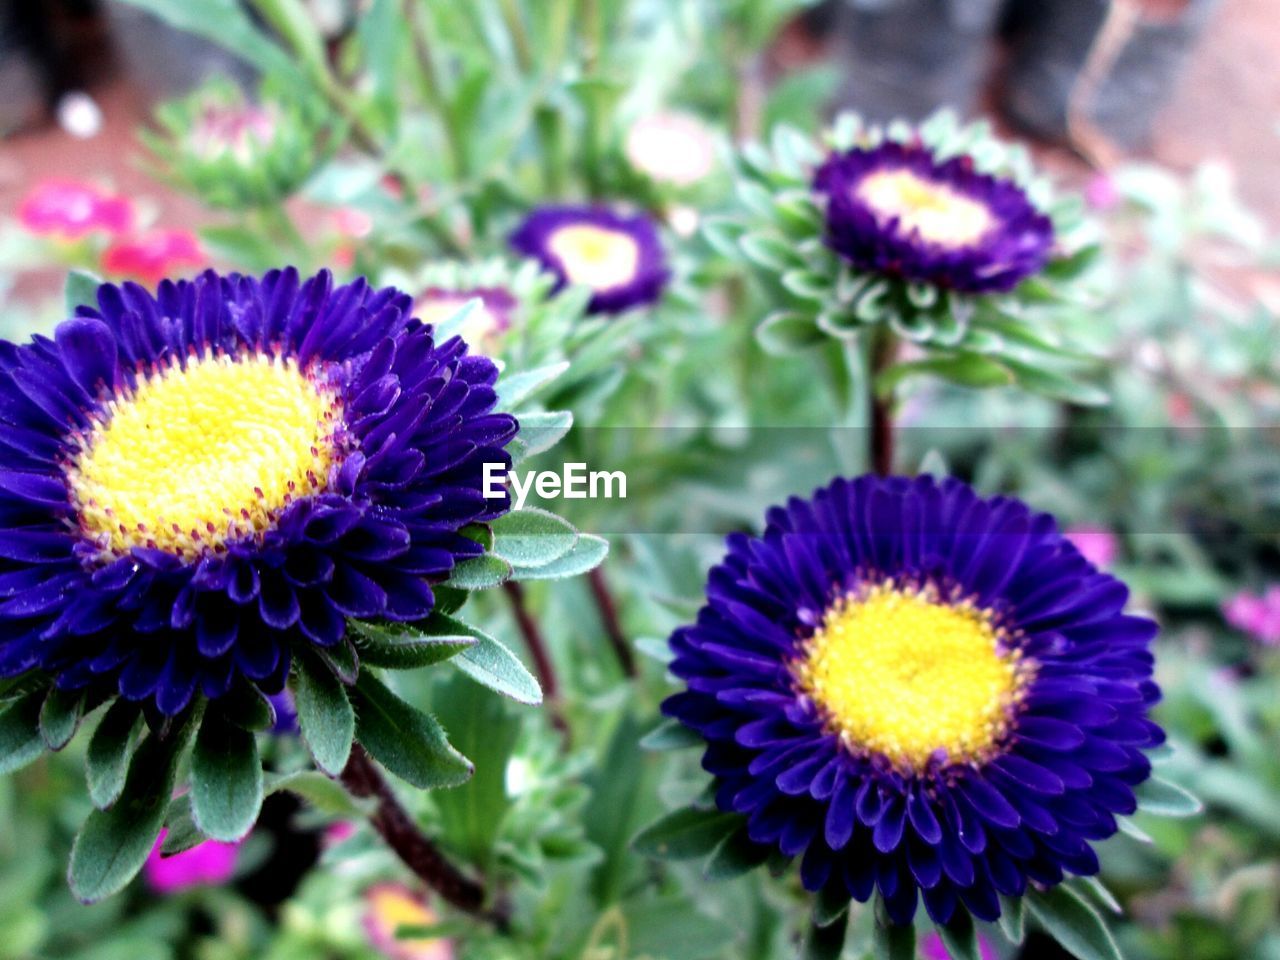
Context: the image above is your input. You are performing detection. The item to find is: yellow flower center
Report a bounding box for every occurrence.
[547,224,640,290]
[793,581,1027,771]
[856,169,994,249]
[66,349,343,561]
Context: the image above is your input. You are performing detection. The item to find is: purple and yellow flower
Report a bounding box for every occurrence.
[813,142,1054,293]
[0,268,515,715]
[363,884,453,960]
[415,287,516,354]
[509,205,667,315]
[144,830,241,893]
[664,474,1162,925]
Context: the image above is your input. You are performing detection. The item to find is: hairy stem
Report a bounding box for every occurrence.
[502,581,571,740]
[588,566,637,678]
[340,745,508,928]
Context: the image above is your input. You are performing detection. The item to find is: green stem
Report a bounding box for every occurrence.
[497,0,535,73]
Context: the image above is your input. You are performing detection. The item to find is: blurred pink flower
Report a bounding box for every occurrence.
[324,820,357,847]
[17,179,134,238]
[1065,525,1119,569]
[335,207,374,239]
[919,931,998,960]
[1223,587,1280,646]
[1084,173,1121,212]
[625,112,716,187]
[363,884,453,960]
[144,830,241,894]
[102,229,205,285]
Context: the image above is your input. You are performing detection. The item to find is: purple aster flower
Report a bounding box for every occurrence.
[509,205,668,315]
[0,268,516,716]
[813,142,1054,293]
[664,474,1163,926]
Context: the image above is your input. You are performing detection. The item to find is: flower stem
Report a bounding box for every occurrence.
[340,744,509,929]
[869,332,898,476]
[502,581,570,740]
[588,565,638,678]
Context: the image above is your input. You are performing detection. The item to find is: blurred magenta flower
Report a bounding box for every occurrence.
[1084,173,1121,212]
[144,830,241,894]
[363,884,453,960]
[324,820,357,847]
[102,229,205,284]
[919,931,998,960]
[1065,526,1119,569]
[1223,587,1280,646]
[17,179,134,239]
[625,112,716,187]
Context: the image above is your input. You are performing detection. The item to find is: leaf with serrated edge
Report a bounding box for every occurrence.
[348,619,476,669]
[351,672,472,789]
[425,614,542,705]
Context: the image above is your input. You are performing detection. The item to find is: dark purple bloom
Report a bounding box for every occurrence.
[813,142,1054,293]
[0,268,516,717]
[664,475,1162,926]
[509,205,668,315]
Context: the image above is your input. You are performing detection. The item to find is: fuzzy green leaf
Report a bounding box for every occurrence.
[65,269,103,314]
[497,360,570,409]
[632,807,740,861]
[756,311,824,354]
[191,713,263,842]
[999,894,1027,945]
[872,919,916,960]
[425,613,542,705]
[704,824,769,880]
[0,688,46,775]
[446,553,513,590]
[511,533,608,581]
[293,651,354,776]
[69,712,197,902]
[1027,885,1124,960]
[86,700,144,809]
[39,687,84,751]
[876,354,1014,395]
[348,619,476,669]
[937,910,981,960]
[510,410,573,459]
[813,883,851,928]
[490,508,578,569]
[266,769,366,817]
[1135,775,1203,817]
[351,672,473,789]
[803,910,849,960]
[1004,359,1109,407]
[639,718,702,751]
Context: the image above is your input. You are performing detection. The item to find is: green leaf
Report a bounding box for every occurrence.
[425,613,542,705]
[69,710,198,902]
[160,794,203,856]
[64,269,102,314]
[510,410,573,458]
[0,688,46,776]
[872,919,916,960]
[497,361,570,409]
[1135,775,1203,817]
[624,897,739,960]
[266,769,366,817]
[756,310,824,354]
[803,910,849,960]
[632,807,740,861]
[740,233,801,271]
[87,700,144,809]
[351,672,473,789]
[490,508,578,569]
[937,910,981,960]
[511,533,608,580]
[445,553,513,590]
[39,687,84,751]
[317,638,359,685]
[191,712,262,842]
[1003,359,1109,407]
[348,619,476,669]
[876,354,1014,396]
[638,718,702,751]
[813,883,851,928]
[293,651,354,776]
[781,269,833,302]
[704,824,769,881]
[1027,885,1123,960]
[998,894,1027,945]
[216,685,276,731]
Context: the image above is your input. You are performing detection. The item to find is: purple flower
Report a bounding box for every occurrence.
[813,142,1054,293]
[144,830,241,893]
[0,268,516,715]
[664,474,1163,926]
[509,205,668,315]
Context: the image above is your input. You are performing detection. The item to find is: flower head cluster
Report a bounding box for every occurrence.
[0,268,515,715]
[665,474,1162,925]
[814,140,1054,293]
[510,205,668,315]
